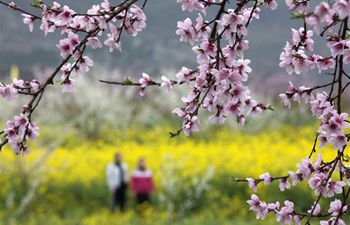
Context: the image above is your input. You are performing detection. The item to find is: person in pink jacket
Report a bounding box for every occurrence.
[130,158,154,204]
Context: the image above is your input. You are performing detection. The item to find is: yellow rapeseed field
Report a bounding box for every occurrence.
[0,126,338,225]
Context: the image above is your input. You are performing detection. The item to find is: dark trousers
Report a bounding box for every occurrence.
[110,183,127,212]
[136,193,150,205]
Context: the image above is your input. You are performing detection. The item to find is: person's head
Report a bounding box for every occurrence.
[138,157,146,170]
[114,152,122,164]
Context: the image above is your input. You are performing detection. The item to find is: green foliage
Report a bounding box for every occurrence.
[31,0,41,8]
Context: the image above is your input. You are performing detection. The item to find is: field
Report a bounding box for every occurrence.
[0,125,338,225]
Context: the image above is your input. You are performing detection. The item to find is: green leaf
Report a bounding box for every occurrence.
[122,77,134,85]
[290,12,305,19]
[267,105,274,111]
[169,130,181,138]
[346,31,350,39]
[31,0,41,8]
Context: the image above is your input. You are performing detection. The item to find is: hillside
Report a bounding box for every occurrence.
[0,1,322,79]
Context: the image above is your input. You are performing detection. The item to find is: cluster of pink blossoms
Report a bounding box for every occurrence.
[32,0,146,91]
[278,0,350,153]
[3,0,350,223]
[0,78,41,152]
[139,0,278,136]
[0,0,146,153]
[13,0,146,93]
[280,0,350,76]
[246,153,350,224]
[0,78,41,100]
[5,113,39,154]
[280,26,335,75]
[248,194,348,225]
[241,0,350,224]
[280,83,349,151]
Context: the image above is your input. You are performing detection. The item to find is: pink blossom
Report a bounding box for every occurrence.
[125,6,147,36]
[247,194,262,211]
[200,41,217,57]
[14,114,28,127]
[293,215,301,225]
[62,78,76,93]
[322,119,342,135]
[30,80,41,93]
[297,158,312,179]
[104,34,121,52]
[326,180,345,197]
[234,39,249,58]
[308,172,328,196]
[279,178,291,191]
[225,100,242,116]
[8,2,16,8]
[334,0,350,19]
[5,126,19,142]
[21,14,34,32]
[12,79,25,89]
[0,84,18,101]
[268,202,280,211]
[139,73,154,96]
[344,50,350,64]
[291,28,314,51]
[288,171,302,186]
[208,111,226,124]
[78,56,94,73]
[57,5,75,25]
[329,41,346,57]
[58,38,73,58]
[310,92,333,118]
[317,58,335,72]
[332,112,349,128]
[27,122,39,140]
[247,194,268,220]
[255,202,268,220]
[247,178,258,192]
[101,0,111,12]
[329,135,347,151]
[314,2,331,19]
[285,0,308,13]
[247,194,261,211]
[195,14,210,40]
[264,0,278,10]
[182,115,200,136]
[318,132,329,148]
[293,52,312,74]
[313,153,323,170]
[219,10,243,33]
[329,199,347,216]
[279,93,291,109]
[172,108,186,118]
[176,18,197,45]
[177,0,204,12]
[40,18,56,36]
[276,201,294,225]
[259,172,272,185]
[320,218,346,225]
[5,113,39,154]
[86,37,102,49]
[279,42,294,74]
[176,67,194,83]
[87,4,100,15]
[307,202,321,215]
[161,76,173,92]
